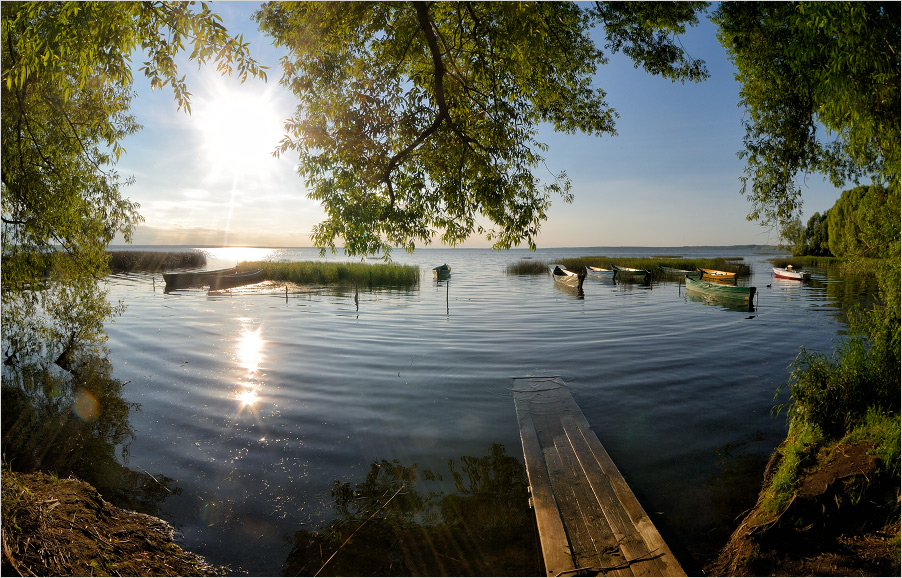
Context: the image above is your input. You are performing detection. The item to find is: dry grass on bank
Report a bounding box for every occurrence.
[1,469,227,577]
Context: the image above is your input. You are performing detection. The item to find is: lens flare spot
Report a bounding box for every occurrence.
[73,389,100,422]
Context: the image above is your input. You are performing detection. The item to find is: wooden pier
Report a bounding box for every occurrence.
[511,376,685,577]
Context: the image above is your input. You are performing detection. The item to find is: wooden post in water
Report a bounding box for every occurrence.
[511,376,685,577]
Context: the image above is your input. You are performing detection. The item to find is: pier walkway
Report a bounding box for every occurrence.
[511,376,685,577]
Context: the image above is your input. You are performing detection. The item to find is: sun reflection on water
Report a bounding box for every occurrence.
[237,325,265,374]
[235,386,261,408]
[233,323,266,415]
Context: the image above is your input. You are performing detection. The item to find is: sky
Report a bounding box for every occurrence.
[114,2,844,250]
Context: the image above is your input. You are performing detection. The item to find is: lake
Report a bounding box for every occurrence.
[97,246,860,575]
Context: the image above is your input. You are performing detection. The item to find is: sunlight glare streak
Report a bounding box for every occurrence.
[237,326,265,374]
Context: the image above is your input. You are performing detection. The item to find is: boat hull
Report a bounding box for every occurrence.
[163,267,238,290]
[699,268,736,280]
[432,264,451,280]
[772,267,810,280]
[550,265,583,288]
[658,266,695,277]
[685,276,756,310]
[585,265,615,278]
[611,265,649,278]
[208,269,266,291]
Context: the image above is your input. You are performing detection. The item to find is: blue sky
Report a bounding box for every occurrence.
[115,2,843,249]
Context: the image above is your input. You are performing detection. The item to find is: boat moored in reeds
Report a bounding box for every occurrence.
[585,265,615,279]
[550,264,584,288]
[685,275,756,310]
[699,267,737,280]
[208,269,266,291]
[611,264,649,279]
[658,265,697,277]
[163,266,238,291]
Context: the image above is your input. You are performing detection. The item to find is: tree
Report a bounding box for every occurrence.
[828,184,898,259]
[255,1,709,257]
[804,211,831,257]
[1,2,267,369]
[713,2,900,229]
[779,217,806,256]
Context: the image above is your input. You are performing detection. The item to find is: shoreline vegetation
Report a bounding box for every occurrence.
[1,469,228,577]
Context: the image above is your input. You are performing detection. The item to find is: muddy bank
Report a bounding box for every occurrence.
[1,470,226,577]
[706,441,900,576]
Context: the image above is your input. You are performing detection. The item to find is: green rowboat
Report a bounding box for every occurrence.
[685,275,756,310]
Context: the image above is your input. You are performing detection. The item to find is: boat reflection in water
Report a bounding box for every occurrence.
[281,443,542,577]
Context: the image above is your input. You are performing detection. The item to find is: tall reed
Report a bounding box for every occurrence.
[106,250,206,272]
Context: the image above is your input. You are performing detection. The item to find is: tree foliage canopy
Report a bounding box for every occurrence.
[1,1,266,368]
[713,2,900,227]
[255,1,708,256]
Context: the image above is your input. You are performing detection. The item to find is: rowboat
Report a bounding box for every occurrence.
[658,265,697,277]
[432,264,451,280]
[208,269,265,291]
[163,266,238,290]
[699,268,736,280]
[685,275,756,309]
[773,266,810,280]
[611,264,649,278]
[585,265,615,279]
[550,264,584,288]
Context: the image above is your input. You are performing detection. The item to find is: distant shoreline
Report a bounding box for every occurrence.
[107,243,786,252]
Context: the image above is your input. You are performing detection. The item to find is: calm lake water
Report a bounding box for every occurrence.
[99,246,863,575]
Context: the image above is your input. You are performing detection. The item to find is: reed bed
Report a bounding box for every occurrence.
[240,260,420,289]
[107,250,205,273]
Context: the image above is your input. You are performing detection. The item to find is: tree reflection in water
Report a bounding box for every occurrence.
[1,352,180,515]
[283,443,543,577]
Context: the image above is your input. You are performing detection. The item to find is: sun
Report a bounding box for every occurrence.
[194,79,286,178]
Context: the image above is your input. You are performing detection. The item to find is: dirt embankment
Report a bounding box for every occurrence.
[706,442,900,576]
[1,470,226,577]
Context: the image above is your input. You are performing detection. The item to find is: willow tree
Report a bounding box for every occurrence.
[714,1,899,310]
[1,2,266,369]
[713,2,899,229]
[255,1,708,257]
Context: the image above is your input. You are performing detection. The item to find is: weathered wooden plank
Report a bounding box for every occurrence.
[560,416,667,577]
[512,376,685,578]
[549,429,632,577]
[562,417,684,577]
[516,403,575,576]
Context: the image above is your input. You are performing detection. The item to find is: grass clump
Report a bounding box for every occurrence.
[762,307,901,516]
[505,259,553,275]
[107,250,206,272]
[241,260,419,289]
